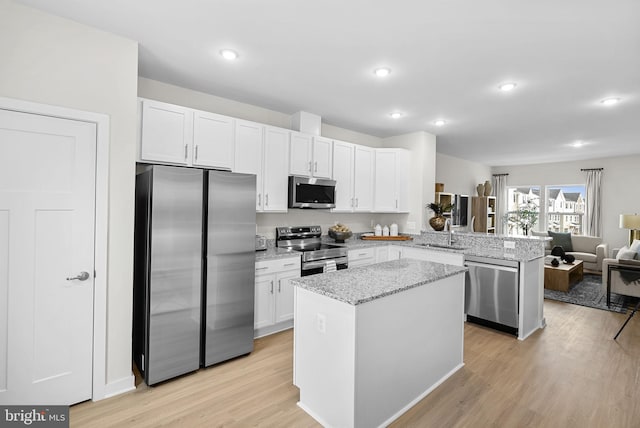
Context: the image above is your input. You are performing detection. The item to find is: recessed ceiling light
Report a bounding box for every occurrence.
[433,119,447,127]
[374,67,391,77]
[571,141,585,147]
[600,97,621,106]
[498,82,517,91]
[220,49,239,60]
[389,112,402,119]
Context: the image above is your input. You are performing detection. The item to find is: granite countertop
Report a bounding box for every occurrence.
[255,246,300,262]
[291,258,467,305]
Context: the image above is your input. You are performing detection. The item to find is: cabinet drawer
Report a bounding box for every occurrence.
[255,256,301,274]
[348,247,376,262]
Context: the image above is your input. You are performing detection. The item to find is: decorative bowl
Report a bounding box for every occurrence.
[328,229,352,243]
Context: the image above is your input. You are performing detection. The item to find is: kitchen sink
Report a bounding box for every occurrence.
[415,243,467,251]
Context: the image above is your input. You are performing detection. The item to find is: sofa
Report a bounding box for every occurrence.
[601,242,640,301]
[531,231,609,272]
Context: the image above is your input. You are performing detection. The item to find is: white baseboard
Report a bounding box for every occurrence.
[97,373,136,401]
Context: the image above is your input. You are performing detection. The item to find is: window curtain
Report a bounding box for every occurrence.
[585,169,602,237]
[492,174,508,235]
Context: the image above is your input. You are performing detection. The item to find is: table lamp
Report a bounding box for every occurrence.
[619,214,640,246]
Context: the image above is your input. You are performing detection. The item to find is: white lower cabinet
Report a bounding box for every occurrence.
[375,246,389,263]
[254,256,301,337]
[348,247,376,268]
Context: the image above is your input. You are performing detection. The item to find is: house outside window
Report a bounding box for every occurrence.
[546,185,586,235]
[505,187,540,236]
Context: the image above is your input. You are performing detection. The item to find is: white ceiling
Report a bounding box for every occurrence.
[17,0,640,166]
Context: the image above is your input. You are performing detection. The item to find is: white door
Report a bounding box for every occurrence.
[0,109,96,405]
[254,275,275,329]
[262,127,289,212]
[353,145,374,212]
[192,110,234,170]
[275,270,300,323]
[289,132,312,176]
[140,99,191,165]
[234,120,264,210]
[311,136,333,179]
[331,141,354,212]
[374,149,398,212]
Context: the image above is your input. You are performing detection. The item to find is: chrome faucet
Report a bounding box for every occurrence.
[444,218,454,246]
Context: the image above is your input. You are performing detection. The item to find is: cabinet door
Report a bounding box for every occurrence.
[192,111,234,170]
[275,270,300,323]
[388,245,403,260]
[289,132,312,176]
[353,145,374,212]
[312,136,333,179]
[254,274,275,329]
[140,99,191,164]
[373,149,398,212]
[332,140,354,212]
[263,127,290,212]
[396,149,410,212]
[400,247,431,262]
[375,246,389,263]
[234,120,264,210]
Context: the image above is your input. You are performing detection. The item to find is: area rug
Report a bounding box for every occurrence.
[544,273,638,314]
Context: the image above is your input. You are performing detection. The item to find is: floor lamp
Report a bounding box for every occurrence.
[619,214,640,246]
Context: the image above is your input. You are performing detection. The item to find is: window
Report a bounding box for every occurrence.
[546,185,586,235]
[505,187,540,236]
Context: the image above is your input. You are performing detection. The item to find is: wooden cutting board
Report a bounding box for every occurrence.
[360,235,413,241]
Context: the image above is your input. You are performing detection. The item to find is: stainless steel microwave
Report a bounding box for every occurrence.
[288,176,336,209]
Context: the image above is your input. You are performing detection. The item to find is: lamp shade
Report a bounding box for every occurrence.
[619,214,640,229]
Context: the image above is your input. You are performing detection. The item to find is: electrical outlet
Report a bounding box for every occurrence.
[316,313,326,334]
[504,241,516,249]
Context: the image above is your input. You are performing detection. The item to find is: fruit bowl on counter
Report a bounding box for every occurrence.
[328,224,352,243]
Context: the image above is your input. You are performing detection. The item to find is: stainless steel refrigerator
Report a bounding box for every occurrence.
[133,165,256,385]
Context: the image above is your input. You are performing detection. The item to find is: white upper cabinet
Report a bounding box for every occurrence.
[332,140,355,212]
[234,120,264,210]
[373,148,409,213]
[332,141,374,212]
[139,99,192,165]
[192,111,235,170]
[234,120,289,212]
[289,132,332,179]
[138,98,235,170]
[353,145,374,212]
[311,136,333,179]
[262,126,289,212]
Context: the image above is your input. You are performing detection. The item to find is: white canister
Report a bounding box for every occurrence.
[375,224,382,236]
[390,223,398,236]
[382,225,390,236]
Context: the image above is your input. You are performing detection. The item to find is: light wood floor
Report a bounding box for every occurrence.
[71,300,640,427]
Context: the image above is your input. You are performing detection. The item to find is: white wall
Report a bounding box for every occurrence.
[436,152,492,197]
[492,155,640,251]
[0,1,138,387]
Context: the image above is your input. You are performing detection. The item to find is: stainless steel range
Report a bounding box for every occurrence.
[276,225,348,276]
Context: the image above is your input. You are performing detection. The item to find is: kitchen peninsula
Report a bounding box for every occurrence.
[291,259,467,428]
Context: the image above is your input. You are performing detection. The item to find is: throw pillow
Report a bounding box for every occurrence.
[548,231,573,252]
[630,239,640,253]
[617,247,638,261]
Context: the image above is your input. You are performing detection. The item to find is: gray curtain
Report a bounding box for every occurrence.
[492,175,508,235]
[585,169,602,237]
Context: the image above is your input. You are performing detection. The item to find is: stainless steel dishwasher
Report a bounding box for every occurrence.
[464,255,519,335]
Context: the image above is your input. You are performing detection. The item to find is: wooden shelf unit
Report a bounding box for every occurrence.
[472,196,496,233]
[435,192,454,218]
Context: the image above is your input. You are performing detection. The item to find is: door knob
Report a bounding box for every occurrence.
[66,271,90,281]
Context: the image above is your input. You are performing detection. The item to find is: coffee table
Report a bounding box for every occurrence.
[544,260,584,292]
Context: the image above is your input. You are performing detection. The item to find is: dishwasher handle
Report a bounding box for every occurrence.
[464,261,519,273]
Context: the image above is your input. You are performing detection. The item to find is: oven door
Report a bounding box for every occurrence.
[301,256,348,276]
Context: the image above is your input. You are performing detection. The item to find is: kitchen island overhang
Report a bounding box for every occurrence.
[292,259,467,428]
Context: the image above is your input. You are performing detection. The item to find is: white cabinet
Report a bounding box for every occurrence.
[332,141,374,212]
[289,132,332,179]
[388,245,403,260]
[192,110,235,170]
[139,99,191,165]
[138,98,235,170]
[234,121,289,212]
[348,247,376,268]
[373,148,409,213]
[254,257,301,337]
[375,246,389,263]
[262,127,290,212]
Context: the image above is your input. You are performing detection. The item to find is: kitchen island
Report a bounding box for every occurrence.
[291,259,467,428]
